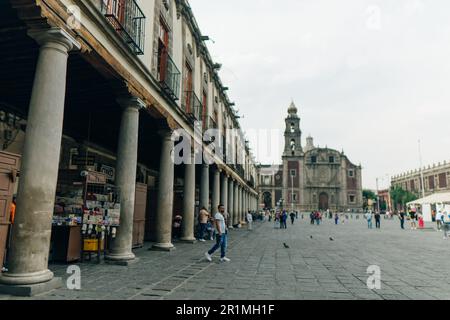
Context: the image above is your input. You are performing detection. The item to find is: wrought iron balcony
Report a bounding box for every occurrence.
[182,91,203,122]
[101,0,146,55]
[159,52,181,101]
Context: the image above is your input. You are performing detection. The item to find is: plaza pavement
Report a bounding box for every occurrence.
[1,215,449,300]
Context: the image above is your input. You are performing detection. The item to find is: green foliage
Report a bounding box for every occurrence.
[363,190,377,200]
[390,186,418,209]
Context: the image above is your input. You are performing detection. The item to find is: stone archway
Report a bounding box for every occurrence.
[262,191,272,209]
[319,192,329,210]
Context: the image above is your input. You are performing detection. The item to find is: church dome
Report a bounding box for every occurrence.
[288,101,298,115]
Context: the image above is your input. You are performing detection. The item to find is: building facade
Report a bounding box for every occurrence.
[0,0,259,295]
[391,161,450,196]
[257,102,363,212]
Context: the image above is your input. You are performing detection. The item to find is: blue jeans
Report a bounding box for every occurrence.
[208,233,228,258]
[368,220,373,229]
[198,223,207,240]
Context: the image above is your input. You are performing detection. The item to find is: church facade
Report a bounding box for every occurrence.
[257,102,363,212]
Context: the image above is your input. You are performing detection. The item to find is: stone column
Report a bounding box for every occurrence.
[238,186,243,225]
[227,178,234,228]
[200,164,209,212]
[243,190,246,216]
[180,154,196,243]
[0,28,80,291]
[211,168,220,214]
[221,174,229,225]
[152,130,175,251]
[106,97,145,264]
[233,183,239,226]
[241,187,245,222]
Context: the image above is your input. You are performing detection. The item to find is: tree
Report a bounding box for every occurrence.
[390,186,418,211]
[363,190,377,210]
[363,190,377,200]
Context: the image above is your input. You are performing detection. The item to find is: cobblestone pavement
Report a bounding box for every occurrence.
[1,216,450,300]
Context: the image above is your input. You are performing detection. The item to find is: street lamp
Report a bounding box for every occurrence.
[418,139,426,199]
[376,178,381,213]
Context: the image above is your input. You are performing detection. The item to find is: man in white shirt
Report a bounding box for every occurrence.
[205,204,230,263]
[436,210,444,231]
[247,211,253,231]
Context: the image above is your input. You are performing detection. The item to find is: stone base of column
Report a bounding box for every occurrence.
[105,257,140,266]
[0,277,62,297]
[178,237,197,244]
[150,243,175,252]
[105,252,136,265]
[0,269,54,286]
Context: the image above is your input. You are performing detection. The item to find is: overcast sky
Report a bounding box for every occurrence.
[189,0,450,190]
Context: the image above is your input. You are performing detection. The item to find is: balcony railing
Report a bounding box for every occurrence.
[101,0,146,55]
[159,52,181,101]
[182,91,202,122]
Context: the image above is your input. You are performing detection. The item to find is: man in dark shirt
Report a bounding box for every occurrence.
[375,212,381,229]
[399,211,406,230]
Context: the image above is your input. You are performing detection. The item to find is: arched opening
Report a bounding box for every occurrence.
[263,191,272,209]
[319,192,329,210]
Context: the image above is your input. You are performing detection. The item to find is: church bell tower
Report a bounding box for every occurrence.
[283,101,302,157]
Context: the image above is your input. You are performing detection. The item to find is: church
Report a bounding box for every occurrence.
[257,102,363,212]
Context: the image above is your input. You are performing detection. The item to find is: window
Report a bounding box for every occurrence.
[348,169,354,177]
[202,91,207,128]
[290,139,296,151]
[329,156,335,163]
[349,195,356,203]
[311,156,317,163]
[439,173,447,188]
[158,19,169,81]
[292,193,298,202]
[183,62,193,111]
[290,169,296,177]
[290,123,295,133]
[428,176,435,190]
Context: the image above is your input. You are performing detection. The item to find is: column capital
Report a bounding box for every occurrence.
[117,96,146,110]
[28,27,80,52]
[157,128,173,140]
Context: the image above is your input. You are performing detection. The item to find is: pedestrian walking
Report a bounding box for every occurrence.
[375,211,381,229]
[205,204,230,263]
[315,211,321,225]
[310,212,315,225]
[418,213,425,229]
[197,207,210,242]
[443,211,450,239]
[399,210,406,229]
[172,215,182,239]
[247,210,253,231]
[281,210,288,229]
[436,210,444,231]
[365,211,373,229]
[290,211,296,225]
[409,209,417,230]
[334,213,339,225]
